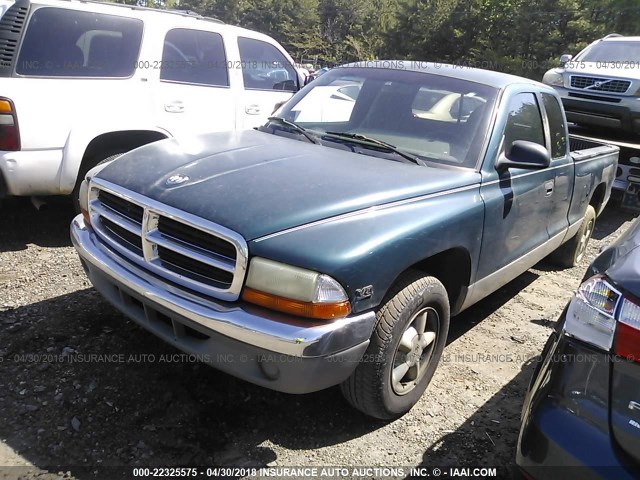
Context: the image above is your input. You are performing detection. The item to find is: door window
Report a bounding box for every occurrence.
[237,37,297,91]
[503,93,545,149]
[160,29,229,87]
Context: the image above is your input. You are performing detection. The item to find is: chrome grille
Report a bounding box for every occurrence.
[88,179,248,301]
[157,216,237,260]
[570,75,631,94]
[101,216,143,254]
[99,190,144,224]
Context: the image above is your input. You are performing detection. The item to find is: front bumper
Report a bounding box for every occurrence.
[0,148,65,196]
[553,87,640,133]
[71,215,375,394]
[516,311,639,479]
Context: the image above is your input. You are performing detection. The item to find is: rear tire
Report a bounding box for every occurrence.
[550,205,596,268]
[340,271,450,419]
[72,152,124,213]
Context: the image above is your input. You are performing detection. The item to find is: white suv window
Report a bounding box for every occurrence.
[160,28,229,87]
[292,81,362,123]
[237,37,297,91]
[16,7,142,77]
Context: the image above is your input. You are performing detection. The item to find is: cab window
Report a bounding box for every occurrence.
[542,93,568,158]
[503,93,545,149]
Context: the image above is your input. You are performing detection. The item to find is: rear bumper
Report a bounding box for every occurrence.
[71,214,375,394]
[516,311,640,479]
[0,148,64,196]
[553,87,640,133]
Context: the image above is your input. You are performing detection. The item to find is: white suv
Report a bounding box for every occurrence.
[0,0,300,203]
[542,34,640,134]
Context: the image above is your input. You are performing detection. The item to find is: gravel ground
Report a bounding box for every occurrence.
[0,197,636,480]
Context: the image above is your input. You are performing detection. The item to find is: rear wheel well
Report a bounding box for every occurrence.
[393,248,472,314]
[590,182,607,216]
[80,130,167,173]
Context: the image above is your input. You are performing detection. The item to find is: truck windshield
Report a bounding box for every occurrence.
[276,67,498,168]
[577,41,640,62]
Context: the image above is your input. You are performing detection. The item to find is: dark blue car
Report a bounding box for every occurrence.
[517,216,640,479]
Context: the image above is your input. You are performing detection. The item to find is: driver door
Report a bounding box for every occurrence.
[477,92,556,283]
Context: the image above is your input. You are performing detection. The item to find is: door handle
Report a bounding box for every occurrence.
[245,104,261,115]
[545,180,554,196]
[164,101,184,113]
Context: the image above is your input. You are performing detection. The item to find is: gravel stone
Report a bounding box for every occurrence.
[0,197,635,479]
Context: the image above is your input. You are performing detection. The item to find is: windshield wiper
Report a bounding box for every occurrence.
[323,131,426,166]
[266,116,320,144]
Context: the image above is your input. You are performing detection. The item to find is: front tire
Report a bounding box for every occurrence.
[340,272,450,419]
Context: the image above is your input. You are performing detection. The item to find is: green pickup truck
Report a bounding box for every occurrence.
[71,62,619,418]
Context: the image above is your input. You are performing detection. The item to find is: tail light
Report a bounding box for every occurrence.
[564,275,640,362]
[616,296,640,361]
[0,97,20,150]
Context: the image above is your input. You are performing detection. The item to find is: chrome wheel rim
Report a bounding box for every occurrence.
[391,306,439,396]
[575,218,594,263]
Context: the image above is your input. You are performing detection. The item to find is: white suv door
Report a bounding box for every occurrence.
[155,28,236,138]
[236,36,298,129]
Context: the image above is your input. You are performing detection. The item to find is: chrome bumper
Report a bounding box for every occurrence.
[71,215,375,393]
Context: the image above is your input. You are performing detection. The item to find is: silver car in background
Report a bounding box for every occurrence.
[543,35,640,134]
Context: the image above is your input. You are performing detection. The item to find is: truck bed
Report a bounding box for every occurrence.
[569,135,620,162]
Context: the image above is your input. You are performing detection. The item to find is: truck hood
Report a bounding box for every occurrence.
[95,130,480,240]
[561,62,640,81]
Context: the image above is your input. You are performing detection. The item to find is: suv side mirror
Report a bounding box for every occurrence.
[497,140,551,171]
[273,79,297,92]
[560,54,573,65]
[271,100,287,115]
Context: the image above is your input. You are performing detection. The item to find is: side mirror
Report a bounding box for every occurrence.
[560,54,573,65]
[304,75,314,86]
[271,100,287,115]
[273,79,297,92]
[497,140,550,171]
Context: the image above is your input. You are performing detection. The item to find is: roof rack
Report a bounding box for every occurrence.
[603,33,623,39]
[74,0,224,23]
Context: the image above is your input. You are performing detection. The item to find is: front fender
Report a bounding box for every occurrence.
[249,185,484,313]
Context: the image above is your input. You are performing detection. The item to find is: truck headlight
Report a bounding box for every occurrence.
[242,257,351,319]
[542,69,564,87]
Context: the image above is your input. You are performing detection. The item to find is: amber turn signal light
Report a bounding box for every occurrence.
[242,287,351,320]
[81,207,91,227]
[0,100,12,113]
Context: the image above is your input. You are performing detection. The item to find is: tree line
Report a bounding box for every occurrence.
[117,0,640,80]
